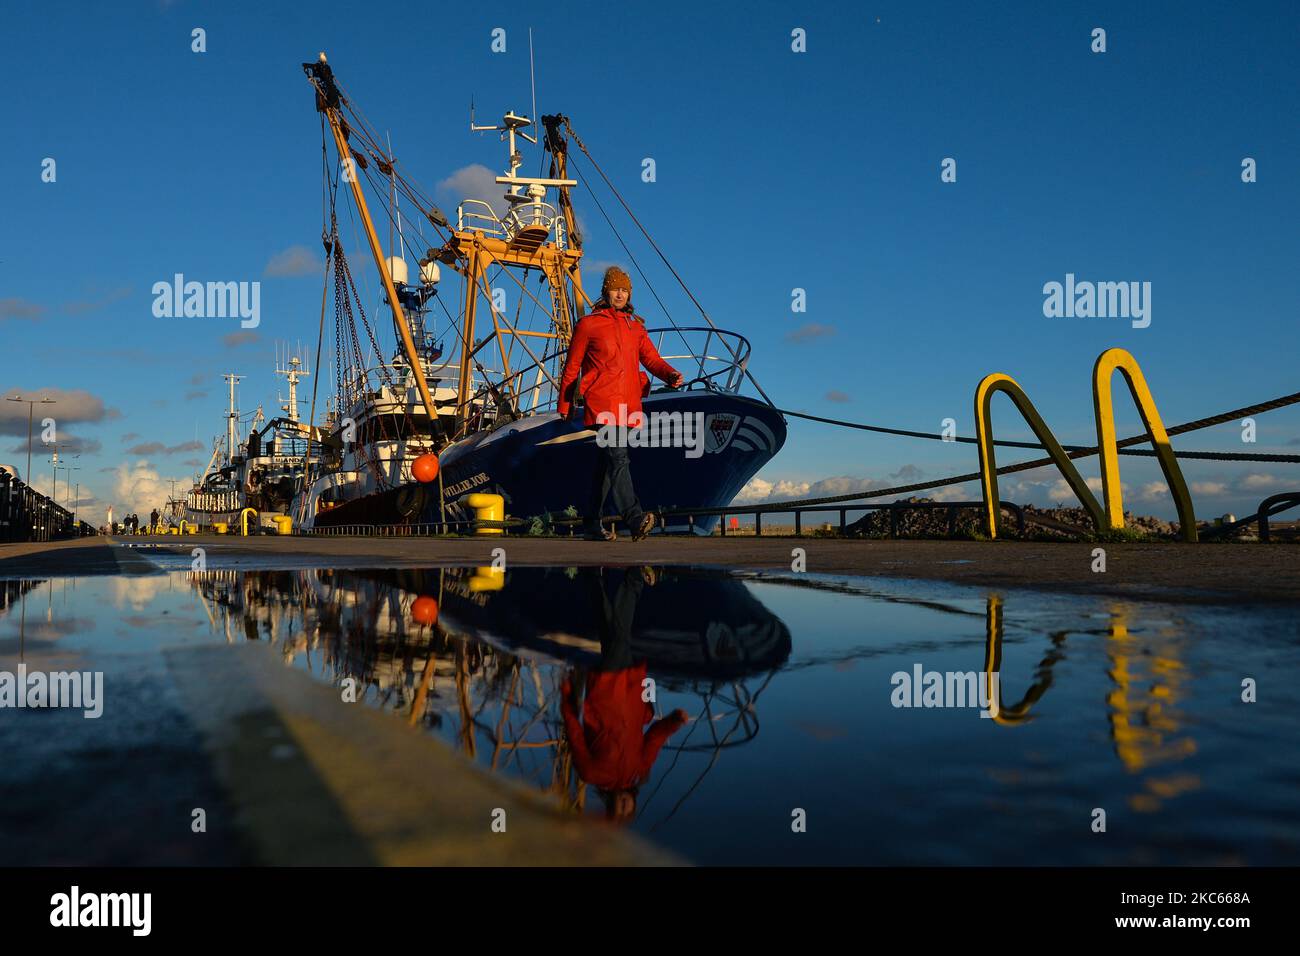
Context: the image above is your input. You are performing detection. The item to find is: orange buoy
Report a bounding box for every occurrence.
[411,596,439,626]
[412,453,440,483]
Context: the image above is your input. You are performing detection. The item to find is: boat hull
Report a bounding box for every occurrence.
[312,391,785,533]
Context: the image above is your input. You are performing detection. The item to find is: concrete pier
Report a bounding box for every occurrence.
[3,534,1298,604]
[4,533,1294,864]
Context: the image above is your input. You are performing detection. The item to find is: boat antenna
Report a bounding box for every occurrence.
[386,131,394,258]
[529,28,538,132]
[386,130,407,264]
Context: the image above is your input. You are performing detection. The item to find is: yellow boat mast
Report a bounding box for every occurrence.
[307,53,438,431]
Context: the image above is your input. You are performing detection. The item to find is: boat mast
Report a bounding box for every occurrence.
[542,114,589,314]
[306,53,438,432]
[451,107,579,430]
[223,373,242,465]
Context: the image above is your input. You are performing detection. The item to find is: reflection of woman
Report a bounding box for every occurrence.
[561,567,687,821]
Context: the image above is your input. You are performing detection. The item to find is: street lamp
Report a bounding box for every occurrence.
[6,394,56,486]
[61,463,80,508]
[51,455,79,536]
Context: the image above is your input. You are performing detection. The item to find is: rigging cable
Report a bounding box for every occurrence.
[698,389,1300,515]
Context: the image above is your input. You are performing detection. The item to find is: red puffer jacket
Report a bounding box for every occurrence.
[557,307,680,427]
[561,664,688,790]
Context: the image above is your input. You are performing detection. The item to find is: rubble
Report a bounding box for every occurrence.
[844,497,1183,541]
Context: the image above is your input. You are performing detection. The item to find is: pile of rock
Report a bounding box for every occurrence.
[845,497,1181,540]
[1017,503,1178,540]
[844,498,985,539]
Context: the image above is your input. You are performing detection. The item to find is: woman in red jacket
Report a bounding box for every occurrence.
[557,267,683,541]
[561,567,689,821]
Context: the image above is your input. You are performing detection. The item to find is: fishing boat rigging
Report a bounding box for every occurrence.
[295,51,786,533]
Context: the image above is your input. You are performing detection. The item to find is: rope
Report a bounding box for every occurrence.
[707,389,1300,514]
[565,157,694,360]
[778,405,1300,462]
[564,120,780,409]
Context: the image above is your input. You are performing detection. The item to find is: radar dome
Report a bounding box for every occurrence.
[386,256,409,285]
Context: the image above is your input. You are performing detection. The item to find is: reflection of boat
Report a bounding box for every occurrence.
[186,564,791,814]
[292,56,785,533]
[382,566,793,680]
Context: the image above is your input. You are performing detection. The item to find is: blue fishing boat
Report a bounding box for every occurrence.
[293,55,784,535]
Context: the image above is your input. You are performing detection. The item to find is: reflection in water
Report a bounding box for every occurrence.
[982,594,1067,725]
[981,592,1199,812]
[10,562,1286,863]
[563,568,688,822]
[1103,606,1200,812]
[189,565,793,819]
[188,568,1209,825]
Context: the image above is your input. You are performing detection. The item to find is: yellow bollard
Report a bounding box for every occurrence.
[213,522,228,534]
[468,565,505,592]
[272,515,293,535]
[465,493,504,535]
[240,507,257,536]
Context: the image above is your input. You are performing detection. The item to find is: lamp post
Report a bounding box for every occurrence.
[6,394,56,486]
[62,464,80,523]
[51,456,78,536]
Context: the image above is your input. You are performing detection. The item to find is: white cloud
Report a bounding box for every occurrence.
[1240,473,1285,491]
[264,245,324,278]
[99,460,184,527]
[734,476,812,503]
[1137,481,1169,500]
[1191,481,1228,496]
[784,323,836,344]
[0,387,113,435]
[1045,475,1107,504]
[732,471,935,506]
[111,575,171,612]
[437,164,510,219]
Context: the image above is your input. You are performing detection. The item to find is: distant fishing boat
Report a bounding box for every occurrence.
[184,349,315,531]
[291,53,785,534]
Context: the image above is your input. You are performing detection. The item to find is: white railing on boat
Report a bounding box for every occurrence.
[456,326,755,418]
[456,199,567,249]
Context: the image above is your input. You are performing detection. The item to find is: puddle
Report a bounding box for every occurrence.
[2,567,1298,865]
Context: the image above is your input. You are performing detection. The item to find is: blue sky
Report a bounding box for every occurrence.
[2,0,1298,524]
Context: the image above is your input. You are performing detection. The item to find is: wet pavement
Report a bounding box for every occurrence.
[5,534,1300,604]
[1,553,1298,865]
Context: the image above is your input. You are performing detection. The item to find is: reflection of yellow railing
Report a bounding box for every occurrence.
[1103,605,1200,811]
[982,594,1053,726]
[975,348,1196,540]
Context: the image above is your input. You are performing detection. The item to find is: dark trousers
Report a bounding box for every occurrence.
[587,444,644,533]
[586,568,642,672]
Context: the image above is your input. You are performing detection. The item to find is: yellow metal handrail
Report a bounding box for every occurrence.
[975,348,1197,541]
